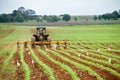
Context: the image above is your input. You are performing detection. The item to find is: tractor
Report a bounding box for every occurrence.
[17,26,69,49]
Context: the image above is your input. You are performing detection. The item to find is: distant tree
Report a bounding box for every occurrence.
[111,14,117,20]
[119,10,120,18]
[50,15,59,22]
[0,7,39,22]
[62,14,71,21]
[21,12,29,21]
[0,14,11,22]
[7,14,12,22]
[93,15,97,20]
[98,15,102,20]
[102,14,107,20]
[112,11,119,17]
[100,10,120,20]
[15,14,24,22]
[74,17,77,21]
[47,17,53,22]
[111,11,119,20]
[102,13,111,20]
[36,17,42,22]
[18,7,25,13]
[42,15,48,20]
[42,15,60,22]
[12,10,18,17]
[0,15,4,22]
[28,15,37,20]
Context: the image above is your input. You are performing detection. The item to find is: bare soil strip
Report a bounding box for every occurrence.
[109,51,120,56]
[14,48,24,80]
[33,48,72,80]
[24,48,49,80]
[0,55,7,68]
[57,50,120,80]
[46,50,97,80]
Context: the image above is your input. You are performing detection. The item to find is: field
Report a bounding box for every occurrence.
[0,24,120,80]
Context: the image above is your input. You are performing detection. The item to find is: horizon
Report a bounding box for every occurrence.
[0,0,120,15]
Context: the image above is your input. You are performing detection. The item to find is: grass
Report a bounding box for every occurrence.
[48,24,120,43]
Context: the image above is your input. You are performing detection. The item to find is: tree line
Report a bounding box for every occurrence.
[37,14,71,22]
[0,7,71,22]
[94,10,120,20]
[0,7,37,22]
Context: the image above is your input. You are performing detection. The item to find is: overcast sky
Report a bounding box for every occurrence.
[0,0,120,15]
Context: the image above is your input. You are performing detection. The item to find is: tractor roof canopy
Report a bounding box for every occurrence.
[36,26,46,29]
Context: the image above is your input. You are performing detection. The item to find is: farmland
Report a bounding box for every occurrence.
[0,24,120,80]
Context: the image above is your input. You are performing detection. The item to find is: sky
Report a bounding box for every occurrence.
[0,0,120,15]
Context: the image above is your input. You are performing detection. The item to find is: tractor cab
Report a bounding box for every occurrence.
[33,26,49,41]
[36,26,46,36]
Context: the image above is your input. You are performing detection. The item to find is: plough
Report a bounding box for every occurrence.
[17,40,69,49]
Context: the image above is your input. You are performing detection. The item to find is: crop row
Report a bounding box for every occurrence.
[0,46,16,79]
[47,49,103,80]
[76,43,120,60]
[67,46,120,68]
[68,45,120,63]
[56,49,120,78]
[29,46,56,80]
[19,47,30,80]
[37,48,80,80]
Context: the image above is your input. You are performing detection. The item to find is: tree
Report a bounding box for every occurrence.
[98,15,102,20]
[36,17,42,22]
[0,14,12,22]
[15,14,24,22]
[12,10,18,17]
[49,15,59,22]
[62,14,71,21]
[119,10,120,18]
[42,15,48,20]
[93,15,97,20]
[74,17,77,21]
[111,11,119,20]
[100,10,120,20]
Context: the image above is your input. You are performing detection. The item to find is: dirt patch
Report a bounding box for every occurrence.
[33,48,72,80]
